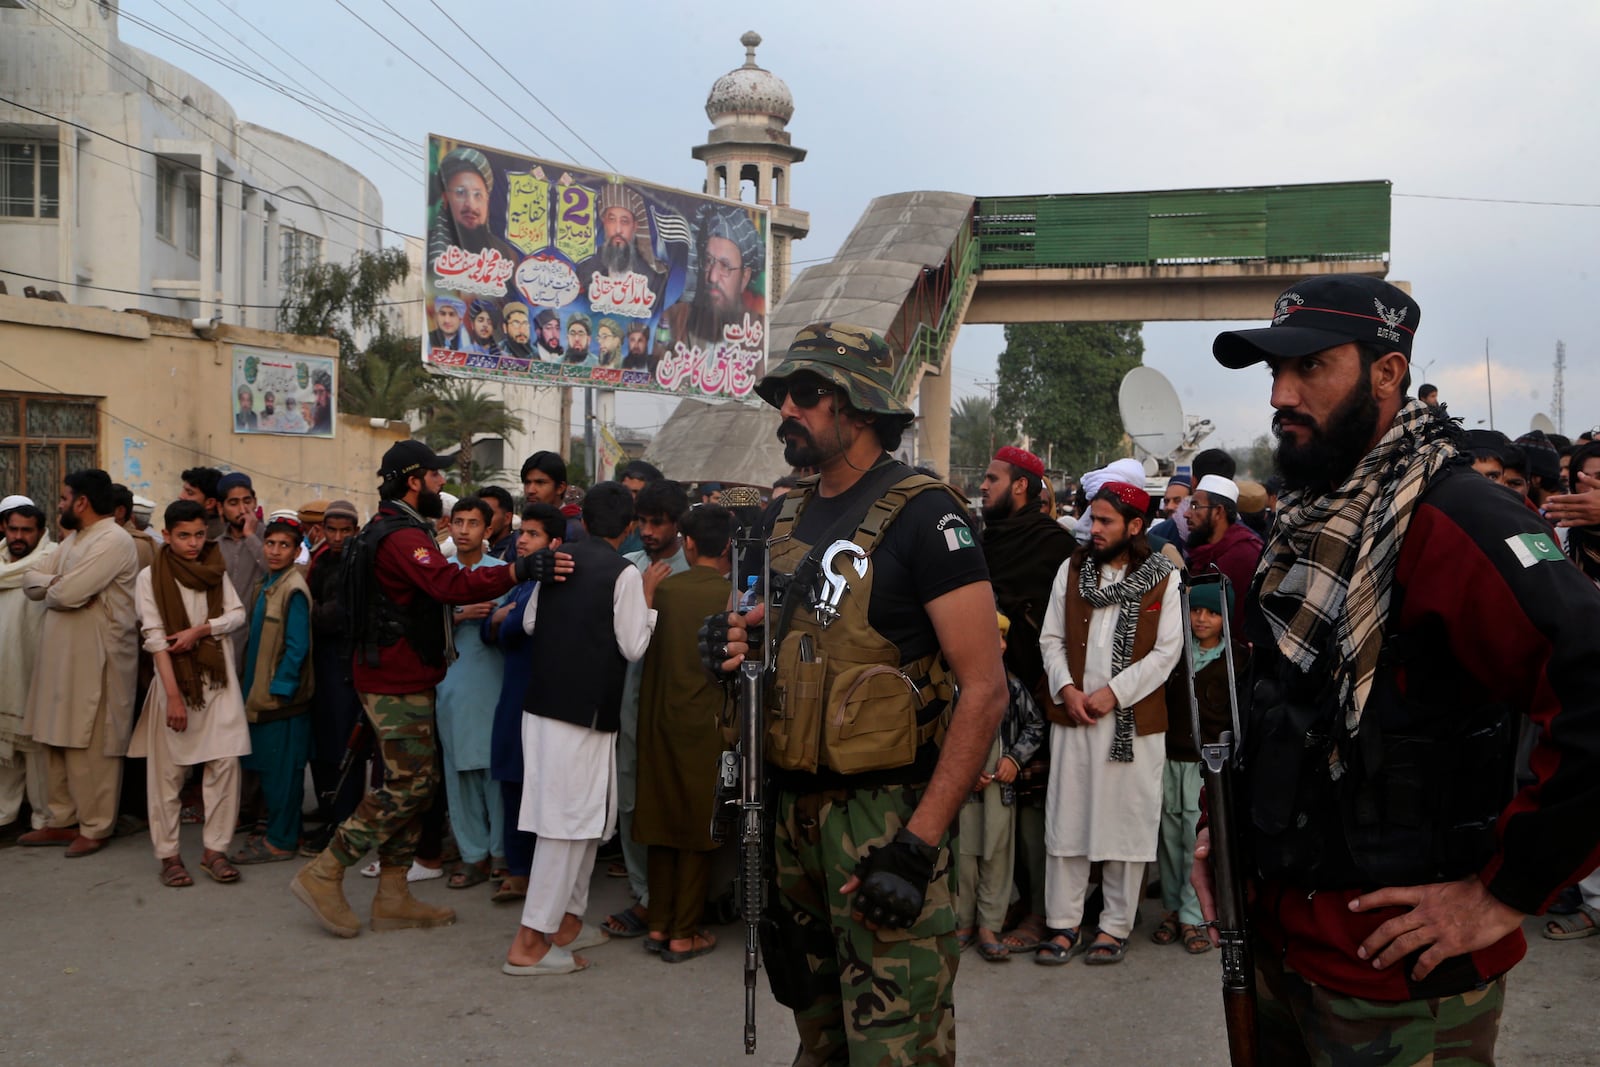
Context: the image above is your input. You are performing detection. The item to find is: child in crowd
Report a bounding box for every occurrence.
[483,503,565,903]
[436,497,508,889]
[957,611,1044,961]
[232,513,314,864]
[1154,581,1245,954]
[128,499,250,887]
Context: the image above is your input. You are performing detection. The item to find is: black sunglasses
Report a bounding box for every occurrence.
[777,379,836,409]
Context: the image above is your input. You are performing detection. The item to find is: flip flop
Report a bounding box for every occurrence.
[502,945,589,976]
[563,924,610,952]
[661,932,717,963]
[448,863,490,889]
[602,907,649,938]
[1543,904,1600,940]
[490,877,527,903]
[977,939,1010,962]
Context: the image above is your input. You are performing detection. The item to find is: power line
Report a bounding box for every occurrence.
[330,0,544,162]
[0,267,423,312]
[373,0,582,165]
[0,96,423,243]
[26,1,393,238]
[118,2,422,176]
[421,0,616,173]
[1394,192,1600,209]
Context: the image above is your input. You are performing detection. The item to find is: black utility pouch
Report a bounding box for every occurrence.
[759,906,831,1011]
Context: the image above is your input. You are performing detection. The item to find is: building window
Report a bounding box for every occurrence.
[156,162,177,242]
[0,141,60,219]
[0,392,99,505]
[184,175,202,258]
[280,225,322,284]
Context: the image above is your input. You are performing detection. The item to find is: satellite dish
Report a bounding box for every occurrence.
[1530,412,1557,435]
[1119,366,1185,459]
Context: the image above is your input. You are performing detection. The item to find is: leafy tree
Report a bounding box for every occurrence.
[277,247,412,365]
[337,332,437,422]
[422,379,525,487]
[994,322,1144,479]
[1227,433,1276,481]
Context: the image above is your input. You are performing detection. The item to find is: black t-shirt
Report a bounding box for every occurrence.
[790,474,989,664]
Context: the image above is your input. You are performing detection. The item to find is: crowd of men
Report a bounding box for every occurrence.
[5,288,1600,1065]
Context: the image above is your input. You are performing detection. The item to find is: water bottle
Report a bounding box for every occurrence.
[738,574,760,613]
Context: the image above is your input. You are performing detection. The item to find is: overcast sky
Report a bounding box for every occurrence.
[119,0,1600,456]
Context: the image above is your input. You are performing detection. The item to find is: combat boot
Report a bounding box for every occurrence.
[290,850,360,938]
[370,864,457,931]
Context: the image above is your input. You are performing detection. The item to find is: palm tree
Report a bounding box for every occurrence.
[949,394,1000,472]
[341,334,437,422]
[423,379,525,487]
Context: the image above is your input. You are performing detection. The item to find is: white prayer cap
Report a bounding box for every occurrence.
[1081,458,1147,500]
[266,507,300,523]
[131,495,155,518]
[439,491,458,513]
[0,494,33,515]
[1196,474,1240,503]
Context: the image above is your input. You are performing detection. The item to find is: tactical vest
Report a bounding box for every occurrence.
[765,474,957,775]
[346,511,449,669]
[244,569,316,724]
[1053,553,1169,734]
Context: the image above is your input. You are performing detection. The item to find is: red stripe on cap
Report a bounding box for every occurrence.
[1284,306,1415,336]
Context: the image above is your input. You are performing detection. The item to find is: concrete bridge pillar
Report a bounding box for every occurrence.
[917,368,951,477]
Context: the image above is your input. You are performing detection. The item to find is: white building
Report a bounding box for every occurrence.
[0,1,383,330]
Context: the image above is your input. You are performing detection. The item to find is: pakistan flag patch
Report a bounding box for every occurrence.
[1505,532,1563,567]
[943,526,974,551]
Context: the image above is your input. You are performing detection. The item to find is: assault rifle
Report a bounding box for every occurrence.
[712,485,770,1055]
[1180,571,1258,1067]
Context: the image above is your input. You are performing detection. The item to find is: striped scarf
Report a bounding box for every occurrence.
[1255,399,1459,734]
[1077,549,1174,762]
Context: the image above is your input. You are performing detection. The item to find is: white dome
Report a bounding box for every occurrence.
[705,31,794,124]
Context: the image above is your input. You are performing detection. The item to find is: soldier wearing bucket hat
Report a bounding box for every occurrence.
[704,321,1008,1062]
[1192,275,1600,1064]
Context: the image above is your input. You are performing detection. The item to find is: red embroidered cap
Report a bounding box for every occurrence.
[1099,481,1150,513]
[994,445,1045,478]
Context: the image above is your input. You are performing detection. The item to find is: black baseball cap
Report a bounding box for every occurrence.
[1213,274,1420,369]
[379,440,449,482]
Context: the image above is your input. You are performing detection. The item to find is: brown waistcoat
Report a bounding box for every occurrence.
[1058,556,1169,736]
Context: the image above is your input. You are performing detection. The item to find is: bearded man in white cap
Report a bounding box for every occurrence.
[1184,474,1262,631]
[0,495,54,832]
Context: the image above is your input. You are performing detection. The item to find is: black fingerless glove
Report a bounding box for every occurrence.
[851,828,940,930]
[698,612,735,679]
[513,547,556,584]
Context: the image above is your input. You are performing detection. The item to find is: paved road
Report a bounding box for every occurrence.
[2,829,1596,1065]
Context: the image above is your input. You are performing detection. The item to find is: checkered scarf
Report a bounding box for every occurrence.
[1255,399,1459,732]
[1077,549,1174,762]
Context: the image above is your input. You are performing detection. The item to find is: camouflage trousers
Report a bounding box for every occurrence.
[1257,946,1505,1066]
[773,784,958,1067]
[329,691,439,869]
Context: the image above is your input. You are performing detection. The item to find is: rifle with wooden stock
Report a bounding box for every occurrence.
[1180,571,1258,1067]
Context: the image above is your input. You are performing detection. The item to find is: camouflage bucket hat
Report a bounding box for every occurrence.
[755,321,910,416]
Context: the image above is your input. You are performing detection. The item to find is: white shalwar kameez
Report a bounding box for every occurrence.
[517,566,656,934]
[1038,558,1182,940]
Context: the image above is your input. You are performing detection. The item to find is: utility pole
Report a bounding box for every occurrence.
[976,378,999,458]
[1484,339,1495,431]
[1554,340,1566,435]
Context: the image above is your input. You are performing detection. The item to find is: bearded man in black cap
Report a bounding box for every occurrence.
[291,440,566,939]
[532,308,564,364]
[1193,274,1600,1064]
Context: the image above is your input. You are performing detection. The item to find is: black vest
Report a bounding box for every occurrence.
[522,537,632,733]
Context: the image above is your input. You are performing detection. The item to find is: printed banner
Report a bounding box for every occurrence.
[597,423,626,482]
[423,135,771,398]
[231,346,336,437]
